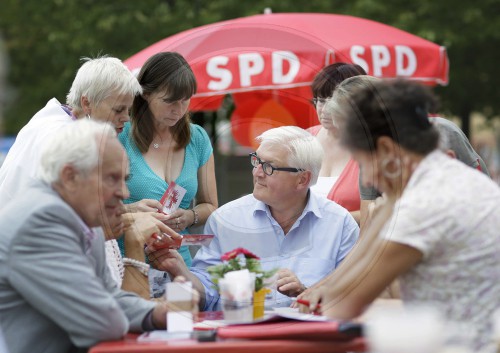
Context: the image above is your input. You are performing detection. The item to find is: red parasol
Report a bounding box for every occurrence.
[125,13,449,147]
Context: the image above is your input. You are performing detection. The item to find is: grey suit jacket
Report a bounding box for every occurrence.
[0,181,156,353]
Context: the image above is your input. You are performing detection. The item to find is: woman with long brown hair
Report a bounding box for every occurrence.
[118,52,218,298]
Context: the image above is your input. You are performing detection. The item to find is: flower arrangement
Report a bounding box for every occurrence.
[207,247,277,292]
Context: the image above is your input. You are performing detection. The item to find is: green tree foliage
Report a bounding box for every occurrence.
[1,0,195,133]
[1,0,499,135]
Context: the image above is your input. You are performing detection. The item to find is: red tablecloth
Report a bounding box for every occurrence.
[89,334,366,353]
[89,312,366,353]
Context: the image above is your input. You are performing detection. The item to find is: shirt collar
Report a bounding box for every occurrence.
[252,190,322,221]
[75,216,97,254]
[60,104,77,121]
[77,218,96,239]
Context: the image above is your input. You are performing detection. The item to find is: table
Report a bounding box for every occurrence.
[89,312,366,353]
[89,334,366,353]
[89,311,366,353]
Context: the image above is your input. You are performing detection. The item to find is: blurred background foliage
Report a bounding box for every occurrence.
[1,0,499,136]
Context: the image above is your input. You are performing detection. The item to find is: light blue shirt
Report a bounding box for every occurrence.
[191,192,359,310]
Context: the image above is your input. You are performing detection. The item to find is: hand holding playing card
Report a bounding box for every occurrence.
[124,212,182,248]
[163,209,192,232]
[152,232,214,250]
[150,232,182,250]
[159,182,191,232]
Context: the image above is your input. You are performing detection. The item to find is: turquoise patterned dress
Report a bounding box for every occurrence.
[118,122,212,295]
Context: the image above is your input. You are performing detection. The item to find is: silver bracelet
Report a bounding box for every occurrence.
[122,257,150,276]
[190,208,199,226]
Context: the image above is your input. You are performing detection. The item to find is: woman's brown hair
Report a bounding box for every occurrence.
[339,79,439,155]
[131,52,197,152]
[311,62,366,99]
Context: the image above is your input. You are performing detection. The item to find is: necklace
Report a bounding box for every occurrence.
[152,136,163,149]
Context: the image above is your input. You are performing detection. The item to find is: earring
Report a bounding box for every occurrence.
[380,158,401,179]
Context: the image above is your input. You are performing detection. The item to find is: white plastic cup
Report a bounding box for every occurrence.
[219,271,254,323]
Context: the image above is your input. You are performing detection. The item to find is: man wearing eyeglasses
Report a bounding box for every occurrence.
[146,126,359,310]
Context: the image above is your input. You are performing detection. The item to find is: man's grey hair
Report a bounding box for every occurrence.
[432,117,486,173]
[66,56,142,114]
[38,120,117,184]
[323,75,381,128]
[256,126,323,187]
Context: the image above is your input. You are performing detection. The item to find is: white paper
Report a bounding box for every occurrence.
[167,312,194,333]
[138,331,192,342]
[194,310,329,329]
[221,269,254,300]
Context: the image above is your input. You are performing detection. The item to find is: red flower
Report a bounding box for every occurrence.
[240,248,259,259]
[221,247,260,261]
[208,247,276,292]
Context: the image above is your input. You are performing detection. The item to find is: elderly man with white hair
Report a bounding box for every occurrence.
[147,126,359,310]
[0,120,185,353]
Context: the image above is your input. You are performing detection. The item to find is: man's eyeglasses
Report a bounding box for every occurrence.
[249,152,305,176]
[310,97,328,106]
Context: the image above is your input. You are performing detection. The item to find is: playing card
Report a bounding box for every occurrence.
[153,234,215,250]
[159,181,187,214]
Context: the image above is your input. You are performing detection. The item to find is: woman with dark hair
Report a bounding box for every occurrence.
[118,52,218,297]
[308,63,366,223]
[304,79,500,352]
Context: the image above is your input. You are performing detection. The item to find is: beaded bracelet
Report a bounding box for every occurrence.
[190,208,199,226]
[123,257,150,276]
